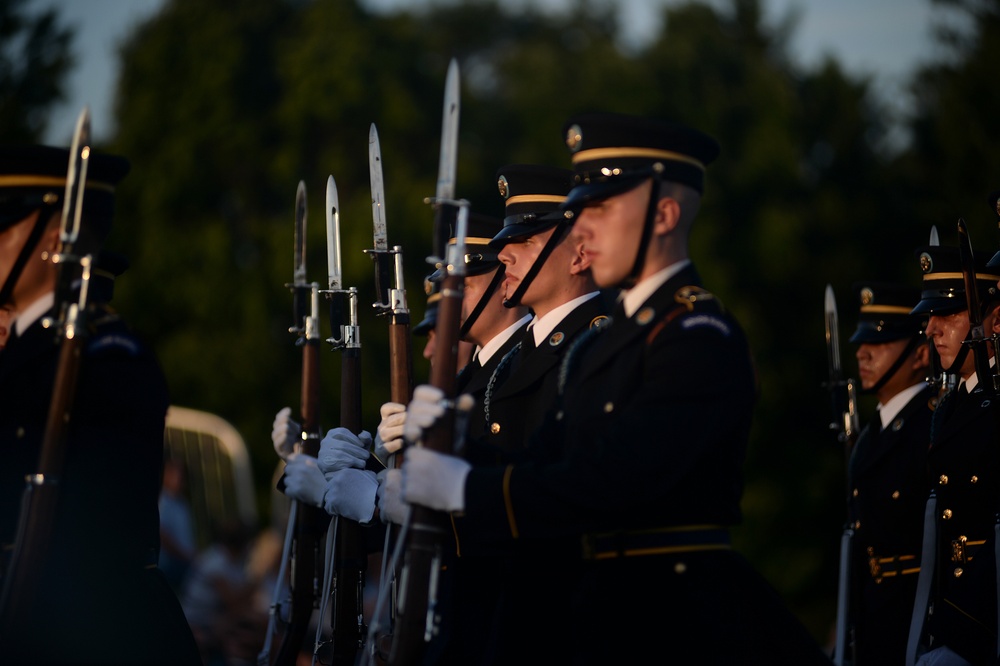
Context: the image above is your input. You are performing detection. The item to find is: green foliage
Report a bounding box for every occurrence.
[12,0,990,645]
[0,0,73,142]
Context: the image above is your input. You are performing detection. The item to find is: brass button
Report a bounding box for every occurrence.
[939,475,949,485]
[954,567,964,578]
[891,491,900,500]
[490,422,500,434]
[603,402,614,413]
[852,488,859,498]
[942,509,953,520]
[674,562,686,574]
[970,475,978,484]
[854,520,861,529]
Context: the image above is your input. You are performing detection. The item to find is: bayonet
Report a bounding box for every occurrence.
[824,285,859,447]
[957,218,995,395]
[287,180,310,338]
[327,176,342,292]
[367,124,395,312]
[428,58,460,265]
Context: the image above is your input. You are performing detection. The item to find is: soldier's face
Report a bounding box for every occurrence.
[0,209,59,310]
[925,310,971,376]
[572,180,650,288]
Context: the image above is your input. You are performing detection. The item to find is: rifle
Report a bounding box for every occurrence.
[363,123,414,659]
[957,218,998,397]
[0,107,94,635]
[387,58,463,666]
[321,174,368,664]
[824,283,859,666]
[267,180,326,666]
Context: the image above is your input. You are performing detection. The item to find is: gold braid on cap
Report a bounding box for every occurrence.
[0,175,115,193]
[571,147,706,172]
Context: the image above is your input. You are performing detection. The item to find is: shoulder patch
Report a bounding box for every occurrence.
[88,333,142,356]
[680,313,731,336]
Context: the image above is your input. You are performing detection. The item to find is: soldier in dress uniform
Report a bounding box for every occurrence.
[906,244,1000,666]
[392,112,832,664]
[842,281,934,666]
[0,144,201,664]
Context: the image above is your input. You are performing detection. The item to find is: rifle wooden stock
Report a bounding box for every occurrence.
[0,331,82,636]
[273,333,324,666]
[389,320,414,405]
[331,343,366,665]
[388,270,462,666]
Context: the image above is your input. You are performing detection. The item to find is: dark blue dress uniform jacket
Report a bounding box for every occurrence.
[0,303,201,665]
[457,264,833,665]
[921,382,1000,665]
[846,384,934,666]
[436,295,608,665]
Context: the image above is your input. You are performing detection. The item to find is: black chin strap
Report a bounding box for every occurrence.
[502,218,571,309]
[619,175,661,290]
[459,265,506,339]
[862,335,923,395]
[0,206,56,308]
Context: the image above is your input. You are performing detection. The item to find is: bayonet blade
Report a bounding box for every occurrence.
[436,58,460,203]
[293,180,308,286]
[369,124,388,252]
[326,175,342,291]
[825,284,842,382]
[929,225,939,246]
[61,107,91,248]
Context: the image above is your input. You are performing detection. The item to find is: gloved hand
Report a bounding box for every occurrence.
[404,385,448,445]
[282,453,327,508]
[322,468,378,524]
[317,427,372,474]
[374,402,407,460]
[401,446,471,513]
[376,468,408,525]
[271,407,301,461]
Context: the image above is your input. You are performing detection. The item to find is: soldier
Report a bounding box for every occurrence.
[0,144,201,664]
[906,244,1000,666]
[393,112,832,664]
[842,281,934,665]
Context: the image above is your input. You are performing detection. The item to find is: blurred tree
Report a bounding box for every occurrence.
[0,0,73,142]
[901,0,1000,244]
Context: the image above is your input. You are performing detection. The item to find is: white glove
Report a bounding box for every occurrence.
[322,469,377,524]
[317,427,372,474]
[404,385,447,445]
[271,407,301,461]
[282,453,327,508]
[376,468,408,525]
[401,446,471,513]
[374,402,407,458]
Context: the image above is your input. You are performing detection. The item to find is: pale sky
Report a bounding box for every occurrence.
[32,0,967,147]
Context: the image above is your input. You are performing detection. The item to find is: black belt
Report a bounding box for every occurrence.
[582,525,732,560]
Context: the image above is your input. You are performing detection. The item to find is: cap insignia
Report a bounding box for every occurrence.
[497,175,509,199]
[566,124,583,152]
[590,315,610,329]
[860,287,874,306]
[548,331,565,347]
[919,252,933,274]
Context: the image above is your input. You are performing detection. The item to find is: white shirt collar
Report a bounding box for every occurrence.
[877,381,927,429]
[529,292,600,347]
[476,313,532,365]
[620,259,691,318]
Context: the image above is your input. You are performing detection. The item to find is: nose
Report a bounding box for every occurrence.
[498,244,513,266]
[925,316,941,337]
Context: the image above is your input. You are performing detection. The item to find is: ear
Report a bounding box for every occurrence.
[913,339,931,369]
[569,238,591,275]
[991,303,1000,334]
[653,196,681,236]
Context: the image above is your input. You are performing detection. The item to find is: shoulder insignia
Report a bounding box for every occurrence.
[548,331,565,347]
[589,315,610,329]
[674,285,718,312]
